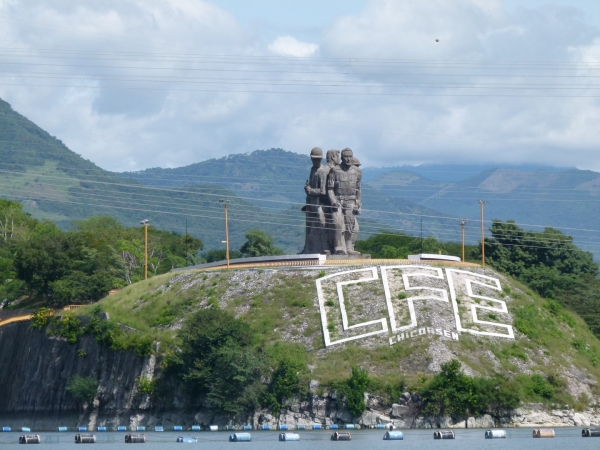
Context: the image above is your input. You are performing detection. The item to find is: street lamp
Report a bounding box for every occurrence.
[219,200,230,270]
[140,219,149,280]
[460,220,467,262]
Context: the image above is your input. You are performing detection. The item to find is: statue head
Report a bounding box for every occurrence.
[351,157,361,167]
[341,148,353,168]
[326,149,340,166]
[310,147,323,167]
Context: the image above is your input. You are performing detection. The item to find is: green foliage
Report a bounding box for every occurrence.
[50,314,83,344]
[421,360,520,419]
[263,343,308,414]
[485,220,600,338]
[345,366,370,417]
[240,229,285,258]
[30,307,55,329]
[355,232,478,261]
[177,309,264,414]
[66,375,97,403]
[85,316,153,357]
[136,377,157,396]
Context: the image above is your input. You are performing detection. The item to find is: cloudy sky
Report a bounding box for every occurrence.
[2,0,600,171]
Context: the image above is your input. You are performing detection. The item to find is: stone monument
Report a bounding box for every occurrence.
[301,147,363,256]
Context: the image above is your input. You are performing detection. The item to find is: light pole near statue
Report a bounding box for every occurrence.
[140,219,149,280]
[219,200,230,270]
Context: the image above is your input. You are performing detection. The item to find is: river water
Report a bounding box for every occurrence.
[0,428,596,449]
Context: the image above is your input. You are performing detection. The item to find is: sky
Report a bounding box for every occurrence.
[3,0,600,171]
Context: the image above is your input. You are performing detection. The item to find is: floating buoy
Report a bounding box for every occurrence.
[191,426,201,432]
[136,426,146,432]
[97,427,106,432]
[3,427,11,432]
[533,429,554,438]
[125,434,146,443]
[243,425,252,431]
[260,425,270,431]
[117,427,127,432]
[582,428,600,437]
[229,433,251,442]
[485,430,506,439]
[21,428,31,433]
[209,426,219,432]
[331,431,352,441]
[57,427,68,432]
[345,424,355,430]
[383,431,404,440]
[433,430,455,439]
[330,424,339,430]
[75,434,97,444]
[278,424,288,430]
[78,427,87,432]
[176,437,196,443]
[296,425,306,430]
[312,424,322,430]
[279,433,300,441]
[154,426,163,432]
[19,435,40,444]
[173,426,182,431]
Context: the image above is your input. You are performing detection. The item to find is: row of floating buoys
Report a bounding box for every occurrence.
[74,434,96,444]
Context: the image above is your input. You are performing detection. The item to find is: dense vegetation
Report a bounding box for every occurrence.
[355,232,479,261]
[485,220,600,338]
[0,200,203,306]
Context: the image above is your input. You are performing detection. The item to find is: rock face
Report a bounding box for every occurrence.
[2,321,600,430]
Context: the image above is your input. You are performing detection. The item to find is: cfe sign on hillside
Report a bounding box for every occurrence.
[315,266,515,347]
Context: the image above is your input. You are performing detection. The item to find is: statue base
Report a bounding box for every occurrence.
[326,254,371,260]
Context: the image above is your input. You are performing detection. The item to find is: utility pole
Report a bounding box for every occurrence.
[185,219,188,265]
[140,219,149,280]
[478,200,487,267]
[219,200,230,269]
[460,220,467,262]
[420,217,423,254]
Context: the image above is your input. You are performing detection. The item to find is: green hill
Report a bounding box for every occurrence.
[73,263,600,410]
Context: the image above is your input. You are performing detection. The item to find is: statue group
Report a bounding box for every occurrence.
[301,147,362,256]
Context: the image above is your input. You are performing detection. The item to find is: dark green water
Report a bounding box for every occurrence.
[0,428,596,449]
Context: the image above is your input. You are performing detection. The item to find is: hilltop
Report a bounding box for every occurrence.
[75,263,600,409]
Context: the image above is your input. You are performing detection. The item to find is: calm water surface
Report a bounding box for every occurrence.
[0,429,595,449]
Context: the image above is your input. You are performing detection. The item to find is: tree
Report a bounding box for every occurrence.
[239,229,284,258]
[66,375,98,404]
[420,360,477,418]
[177,309,264,414]
[345,366,370,417]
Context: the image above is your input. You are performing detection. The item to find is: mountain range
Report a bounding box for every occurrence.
[1,96,599,258]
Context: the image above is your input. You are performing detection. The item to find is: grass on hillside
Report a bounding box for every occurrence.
[73,267,600,410]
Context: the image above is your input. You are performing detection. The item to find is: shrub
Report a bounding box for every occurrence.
[66,375,97,403]
[30,307,55,329]
[346,366,370,417]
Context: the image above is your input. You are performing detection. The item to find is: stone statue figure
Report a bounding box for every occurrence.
[327,148,361,255]
[300,147,330,254]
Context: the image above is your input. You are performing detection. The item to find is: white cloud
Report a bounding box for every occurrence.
[268,35,319,57]
[2,0,600,172]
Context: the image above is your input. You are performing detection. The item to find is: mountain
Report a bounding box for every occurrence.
[365,168,600,256]
[0,99,451,252]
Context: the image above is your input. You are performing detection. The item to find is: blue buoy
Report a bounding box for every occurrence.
[2,427,11,432]
[330,425,338,430]
[21,428,31,432]
[78,427,87,432]
[312,425,322,430]
[279,425,288,431]
[297,425,306,430]
[176,437,197,443]
[97,427,106,432]
[383,431,404,440]
[117,426,127,432]
[243,425,252,431]
[136,426,146,432]
[229,433,251,442]
[191,426,201,431]
[260,425,270,431]
[173,426,182,431]
[345,424,355,430]
[58,427,67,432]
[376,424,386,429]
[155,426,164,432]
